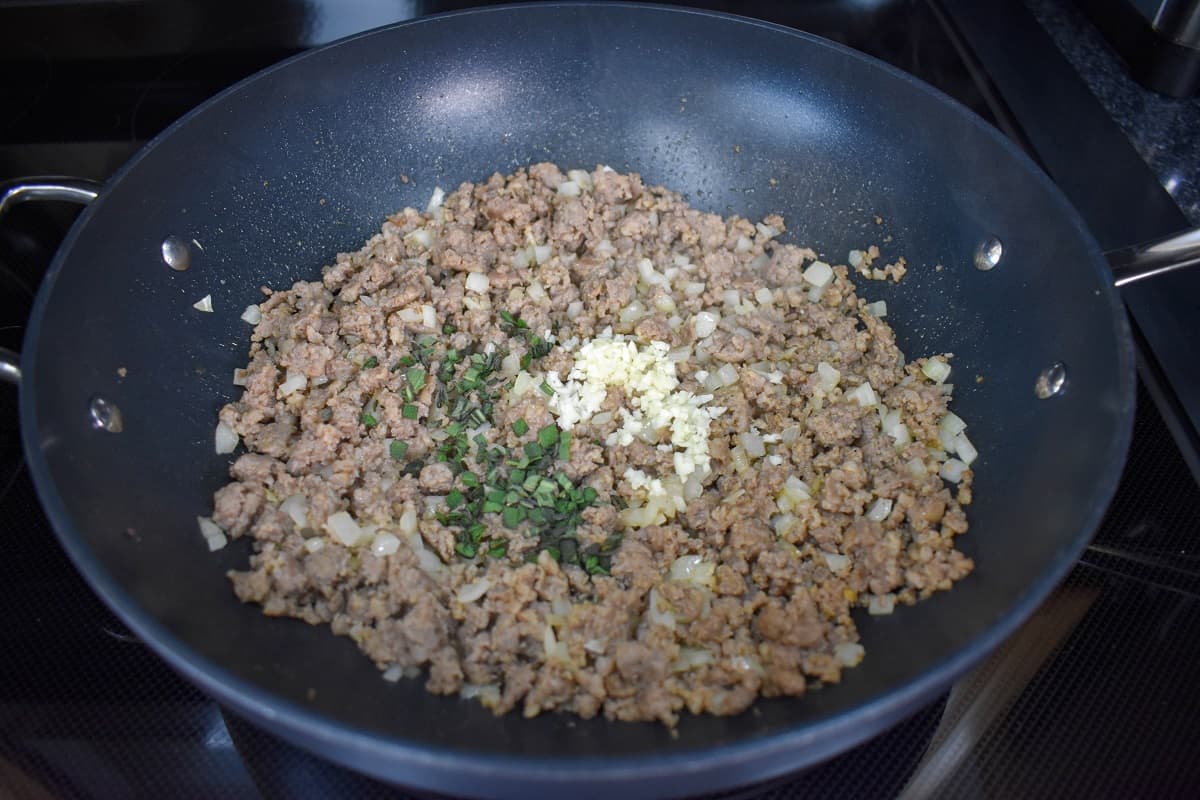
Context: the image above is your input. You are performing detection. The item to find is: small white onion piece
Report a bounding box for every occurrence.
[866,498,893,522]
[645,588,676,630]
[817,361,841,391]
[278,372,307,397]
[669,555,715,588]
[867,300,888,317]
[822,552,851,574]
[739,431,766,458]
[868,593,897,615]
[460,683,501,704]
[197,516,227,551]
[382,665,405,682]
[371,530,401,557]
[953,432,978,466]
[672,647,715,672]
[534,244,552,265]
[426,186,445,211]
[280,494,309,528]
[755,222,781,239]
[846,381,878,407]
[835,642,866,667]
[716,363,739,387]
[940,458,969,483]
[232,368,248,386]
[455,577,493,604]
[566,169,593,191]
[735,235,753,253]
[240,305,262,324]
[566,300,584,319]
[556,180,581,197]
[304,537,325,554]
[324,511,362,547]
[692,311,720,339]
[922,356,952,383]
[754,287,774,306]
[464,272,490,293]
[214,421,239,454]
[803,261,834,288]
[939,412,967,437]
[193,294,213,313]
[405,228,433,249]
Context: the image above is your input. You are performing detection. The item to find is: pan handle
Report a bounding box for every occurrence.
[0,177,100,217]
[1107,227,1200,287]
[0,177,102,386]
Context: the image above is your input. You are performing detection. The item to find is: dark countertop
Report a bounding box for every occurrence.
[1031,0,1200,226]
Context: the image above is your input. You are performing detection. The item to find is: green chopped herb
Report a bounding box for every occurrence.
[482,501,503,514]
[543,546,561,562]
[443,323,457,335]
[445,421,464,437]
[360,412,378,428]
[467,523,487,543]
[460,472,479,488]
[417,334,437,348]
[512,418,529,436]
[389,440,408,461]
[582,487,598,504]
[584,555,609,575]
[523,441,543,459]
[362,356,378,369]
[488,540,508,558]
[520,353,532,370]
[406,367,426,391]
[455,541,478,559]
[537,424,559,449]
[402,404,419,420]
[502,506,525,528]
[499,310,518,327]
[558,431,572,461]
[446,490,465,509]
[539,380,555,396]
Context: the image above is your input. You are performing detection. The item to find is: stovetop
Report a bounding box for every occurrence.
[3,1,1200,798]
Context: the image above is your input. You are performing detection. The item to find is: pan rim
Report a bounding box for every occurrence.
[19,1,1136,795]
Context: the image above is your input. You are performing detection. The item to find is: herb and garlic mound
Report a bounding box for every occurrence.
[205,164,976,726]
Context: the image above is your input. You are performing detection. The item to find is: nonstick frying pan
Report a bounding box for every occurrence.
[2,4,1197,798]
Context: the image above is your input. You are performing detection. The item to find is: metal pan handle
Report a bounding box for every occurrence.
[0,177,101,385]
[1107,227,1200,287]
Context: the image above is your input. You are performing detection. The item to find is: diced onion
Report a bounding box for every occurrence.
[214,421,239,454]
[940,458,969,483]
[280,494,309,528]
[527,280,547,302]
[511,370,537,398]
[534,244,552,265]
[405,228,433,249]
[304,537,325,553]
[922,356,952,383]
[817,361,841,391]
[907,457,928,478]
[735,235,753,253]
[566,300,583,319]
[240,305,262,324]
[777,475,812,512]
[739,431,766,458]
[566,169,593,191]
[595,238,615,257]
[848,250,865,268]
[866,498,893,522]
[398,505,418,536]
[382,665,405,682]
[953,432,978,466]
[822,552,851,574]
[421,304,437,329]
[618,300,647,326]
[426,186,445,211]
[645,588,676,630]
[232,368,248,386]
[846,381,878,407]
[193,294,213,313]
[460,683,501,704]
[197,516,227,551]
[755,222,781,239]
[754,287,774,306]
[722,289,741,308]
[716,363,739,387]
[672,647,715,672]
[835,642,865,667]
[692,311,720,339]
[455,577,493,604]
[669,555,716,588]
[939,412,967,437]
[371,530,401,557]
[867,300,888,317]
[324,511,362,547]
[406,532,445,576]
[868,593,897,615]
[542,624,570,662]
[638,258,670,286]
[278,371,307,397]
[465,272,490,293]
[557,180,581,197]
[803,261,834,288]
[771,513,798,537]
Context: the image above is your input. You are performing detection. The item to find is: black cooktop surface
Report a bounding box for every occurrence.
[2,2,1199,798]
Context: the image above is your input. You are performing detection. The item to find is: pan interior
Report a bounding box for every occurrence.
[22,2,1132,784]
